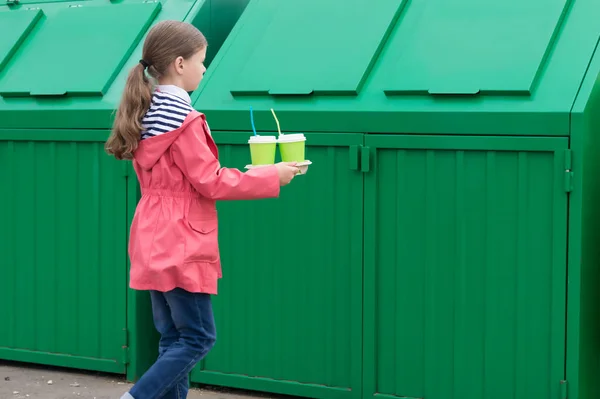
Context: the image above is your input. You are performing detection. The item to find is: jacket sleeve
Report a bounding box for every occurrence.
[171,117,280,200]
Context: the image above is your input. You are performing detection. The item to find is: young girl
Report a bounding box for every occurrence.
[105,20,299,399]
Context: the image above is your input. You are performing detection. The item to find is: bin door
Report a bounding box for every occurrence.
[363,135,568,399]
[0,130,129,374]
[191,132,364,399]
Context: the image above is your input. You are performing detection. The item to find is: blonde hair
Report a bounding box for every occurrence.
[105,21,207,160]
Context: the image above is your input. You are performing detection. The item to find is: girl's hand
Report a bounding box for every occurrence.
[275,162,300,186]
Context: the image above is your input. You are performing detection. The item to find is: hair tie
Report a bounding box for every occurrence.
[139,59,150,69]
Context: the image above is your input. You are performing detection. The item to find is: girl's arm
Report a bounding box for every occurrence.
[171,117,280,200]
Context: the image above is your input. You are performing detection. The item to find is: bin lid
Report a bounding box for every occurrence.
[0,9,42,72]
[0,3,161,97]
[7,0,89,4]
[229,0,403,96]
[193,0,600,136]
[381,1,565,97]
[0,0,211,129]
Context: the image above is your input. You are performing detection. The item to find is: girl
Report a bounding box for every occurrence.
[105,20,300,399]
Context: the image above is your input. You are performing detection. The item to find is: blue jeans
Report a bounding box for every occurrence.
[128,288,216,399]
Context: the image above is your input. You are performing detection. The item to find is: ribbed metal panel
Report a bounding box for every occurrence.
[192,133,363,399]
[0,138,127,373]
[364,136,568,399]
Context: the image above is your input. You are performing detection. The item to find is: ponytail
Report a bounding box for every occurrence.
[106,21,207,160]
[105,63,153,160]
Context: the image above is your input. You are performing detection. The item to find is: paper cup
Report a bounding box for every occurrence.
[277,133,306,162]
[248,135,277,166]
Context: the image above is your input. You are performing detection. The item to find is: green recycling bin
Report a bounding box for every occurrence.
[0,0,250,382]
[189,0,600,399]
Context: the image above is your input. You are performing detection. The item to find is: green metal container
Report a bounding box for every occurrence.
[0,0,250,382]
[191,133,364,399]
[191,0,600,399]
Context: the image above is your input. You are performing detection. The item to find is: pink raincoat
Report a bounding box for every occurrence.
[128,111,280,294]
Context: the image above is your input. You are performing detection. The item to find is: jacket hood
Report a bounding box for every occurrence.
[134,111,203,170]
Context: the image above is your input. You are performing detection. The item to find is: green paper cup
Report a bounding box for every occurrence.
[277,133,306,162]
[248,135,277,166]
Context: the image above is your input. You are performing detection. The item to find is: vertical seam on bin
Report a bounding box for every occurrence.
[565,24,600,380]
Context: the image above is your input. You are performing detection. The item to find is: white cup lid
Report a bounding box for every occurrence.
[277,133,306,143]
[248,135,277,144]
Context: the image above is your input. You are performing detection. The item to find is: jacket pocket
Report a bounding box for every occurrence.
[184,218,220,263]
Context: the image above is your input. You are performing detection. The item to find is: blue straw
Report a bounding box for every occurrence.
[249,106,257,136]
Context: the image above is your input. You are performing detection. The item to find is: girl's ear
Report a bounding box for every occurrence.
[175,56,185,75]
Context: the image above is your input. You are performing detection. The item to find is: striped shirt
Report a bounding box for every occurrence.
[141,85,194,140]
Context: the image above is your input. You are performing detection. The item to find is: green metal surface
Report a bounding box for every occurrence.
[0,0,249,129]
[0,130,128,374]
[191,132,363,399]
[382,0,569,96]
[9,0,88,4]
[363,135,569,399]
[565,37,600,399]
[187,1,600,398]
[0,10,42,72]
[191,0,252,67]
[0,1,597,398]
[194,0,600,135]
[229,0,405,96]
[0,0,256,378]
[0,3,161,97]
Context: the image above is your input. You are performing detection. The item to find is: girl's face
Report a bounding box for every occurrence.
[181,47,207,91]
[164,47,207,92]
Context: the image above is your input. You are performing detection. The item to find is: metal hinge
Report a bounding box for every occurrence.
[560,380,568,399]
[564,149,573,193]
[121,328,130,365]
[349,145,371,173]
[122,346,130,365]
